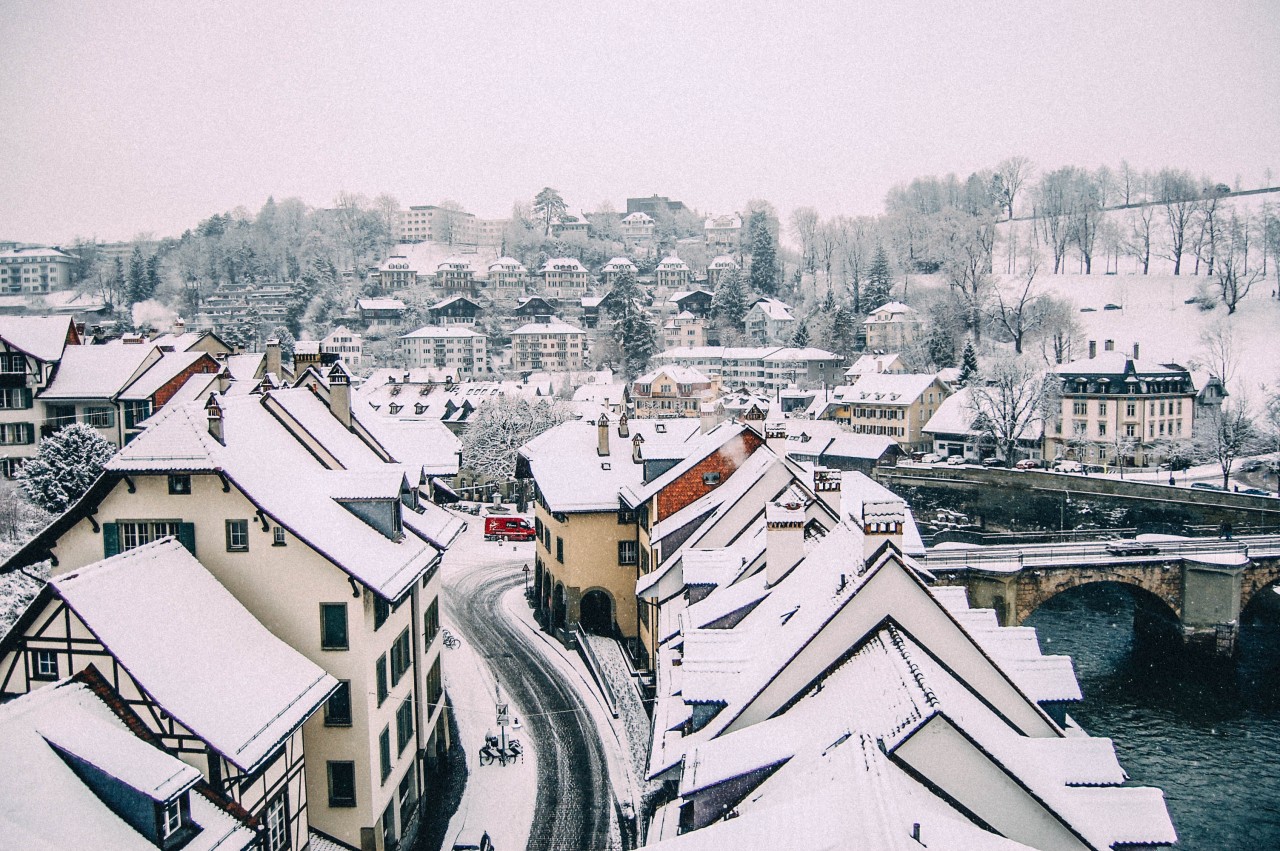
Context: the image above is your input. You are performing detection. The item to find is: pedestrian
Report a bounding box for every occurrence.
[1169,475,1176,487]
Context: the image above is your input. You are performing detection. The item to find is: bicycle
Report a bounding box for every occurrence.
[441,628,460,649]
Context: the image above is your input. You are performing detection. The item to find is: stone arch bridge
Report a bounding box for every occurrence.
[926,536,1280,655]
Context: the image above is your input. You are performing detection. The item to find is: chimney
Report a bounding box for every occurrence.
[598,414,610,456]
[617,412,630,438]
[216,367,231,394]
[1088,340,1097,359]
[858,498,906,561]
[265,337,281,377]
[205,394,224,444]
[632,432,645,463]
[766,500,806,586]
[813,467,841,518]
[699,403,721,434]
[173,316,186,335]
[1104,339,1115,352]
[328,362,352,429]
[1133,342,1140,361]
[764,415,787,456]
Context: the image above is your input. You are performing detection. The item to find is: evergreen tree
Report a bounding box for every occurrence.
[145,254,162,302]
[127,247,148,305]
[789,319,810,348]
[926,324,957,369]
[748,210,780,296]
[821,286,837,314]
[268,326,296,359]
[959,340,979,384]
[710,268,749,328]
[605,269,657,380]
[864,244,894,311]
[826,303,857,358]
[110,257,127,308]
[17,423,116,514]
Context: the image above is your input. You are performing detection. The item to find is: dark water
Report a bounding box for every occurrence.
[1026,586,1280,851]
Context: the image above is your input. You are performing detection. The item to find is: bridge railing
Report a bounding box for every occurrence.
[920,535,1280,569]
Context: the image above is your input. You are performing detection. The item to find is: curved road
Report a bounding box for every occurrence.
[444,558,615,851]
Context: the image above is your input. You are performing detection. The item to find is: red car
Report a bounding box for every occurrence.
[484,516,536,542]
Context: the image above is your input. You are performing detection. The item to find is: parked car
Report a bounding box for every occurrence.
[981,457,1007,468]
[1083,464,1105,474]
[920,452,943,464]
[1240,487,1272,497]
[1052,460,1083,473]
[1105,540,1161,556]
[946,455,967,466]
[484,516,536,542]
[1080,307,1097,313]
[1190,482,1225,491]
[1240,460,1263,473]
[1014,459,1044,470]
[1103,303,1122,311]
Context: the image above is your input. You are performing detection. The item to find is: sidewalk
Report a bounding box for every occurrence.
[440,617,537,851]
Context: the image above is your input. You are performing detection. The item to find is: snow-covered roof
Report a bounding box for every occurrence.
[634,365,713,386]
[519,417,702,512]
[602,257,638,271]
[41,343,159,400]
[106,389,453,600]
[750,297,794,321]
[0,679,255,850]
[0,246,74,261]
[400,325,486,339]
[0,315,76,362]
[622,211,654,224]
[844,352,904,377]
[51,539,338,771]
[435,256,476,272]
[1054,351,1188,379]
[620,423,749,508]
[837,372,942,406]
[921,387,1043,442]
[379,254,416,271]
[118,351,215,402]
[538,257,587,274]
[704,214,742,230]
[707,255,738,269]
[762,347,841,363]
[510,319,586,336]
[357,298,406,311]
[865,301,917,321]
[488,257,527,272]
[657,255,690,271]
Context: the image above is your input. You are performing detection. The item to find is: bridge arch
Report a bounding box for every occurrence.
[1239,561,1280,616]
[1017,569,1182,627]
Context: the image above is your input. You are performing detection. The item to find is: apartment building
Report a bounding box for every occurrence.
[744,297,795,344]
[322,325,364,368]
[661,311,706,350]
[654,254,691,291]
[619,212,655,250]
[434,257,477,294]
[1,368,466,851]
[705,254,739,288]
[400,326,488,376]
[509,317,587,373]
[814,372,951,453]
[653,345,842,394]
[1048,342,1196,466]
[600,257,639,287]
[863,300,922,351]
[0,247,74,294]
[397,206,477,245]
[0,317,80,477]
[703,214,742,254]
[377,256,419,293]
[631,365,717,418]
[537,258,591,299]
[486,257,529,293]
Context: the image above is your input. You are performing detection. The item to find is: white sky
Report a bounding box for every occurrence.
[3,1,1278,243]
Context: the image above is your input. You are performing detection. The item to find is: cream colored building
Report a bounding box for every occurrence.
[703,214,742,254]
[0,316,79,476]
[399,326,489,377]
[486,257,528,293]
[631,365,717,419]
[323,325,364,368]
[537,258,591,299]
[863,301,921,352]
[3,369,465,851]
[655,254,692,291]
[509,318,587,373]
[662,311,707,350]
[0,247,74,294]
[814,372,951,453]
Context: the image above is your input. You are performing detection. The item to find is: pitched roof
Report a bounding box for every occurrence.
[0,315,76,362]
[51,539,338,772]
[118,351,215,401]
[510,318,586,336]
[400,325,486,339]
[751,298,793,321]
[837,372,942,405]
[41,344,160,400]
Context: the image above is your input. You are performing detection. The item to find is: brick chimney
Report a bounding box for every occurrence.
[265,337,282,377]
[328,362,352,429]
[205,394,224,444]
[813,467,841,518]
[1104,339,1115,352]
[598,414,610,456]
[173,316,186,335]
[766,500,806,586]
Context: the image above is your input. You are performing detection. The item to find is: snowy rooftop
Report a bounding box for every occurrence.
[865,300,918,320]
[1054,351,1188,379]
[0,680,255,850]
[923,386,1044,441]
[357,298,406,310]
[41,343,159,400]
[0,316,76,362]
[844,352,904,377]
[52,539,338,771]
[634,365,713,386]
[750,297,794,321]
[539,257,587,273]
[838,372,941,405]
[400,325,486,339]
[510,318,586,336]
[488,256,527,271]
[118,350,214,401]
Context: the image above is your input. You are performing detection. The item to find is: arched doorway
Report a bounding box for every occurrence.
[579,589,614,635]
[551,584,566,632]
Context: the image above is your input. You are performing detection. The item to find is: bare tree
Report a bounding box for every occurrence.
[1034,168,1075,273]
[1036,297,1082,365]
[1195,400,1258,489]
[435,199,466,246]
[988,250,1047,354]
[967,355,1050,463]
[1126,205,1156,274]
[1119,159,1139,206]
[994,156,1032,220]
[1070,169,1104,273]
[936,210,995,343]
[789,207,820,272]
[1198,316,1238,388]
[1156,169,1199,274]
[814,221,840,285]
[1212,211,1264,314]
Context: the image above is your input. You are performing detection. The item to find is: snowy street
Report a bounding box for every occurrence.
[440,516,621,851]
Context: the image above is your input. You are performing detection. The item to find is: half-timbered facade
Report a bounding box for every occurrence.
[0,316,80,477]
[0,539,336,850]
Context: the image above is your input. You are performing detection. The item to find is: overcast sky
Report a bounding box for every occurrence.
[3,1,1278,244]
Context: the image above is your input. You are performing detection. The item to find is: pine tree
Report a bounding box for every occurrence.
[821,286,837,314]
[959,341,979,384]
[710,268,749,329]
[789,319,810,348]
[127,247,148,305]
[17,423,116,514]
[748,211,779,296]
[604,268,659,380]
[926,324,957,369]
[145,254,162,302]
[865,244,894,311]
[826,303,857,358]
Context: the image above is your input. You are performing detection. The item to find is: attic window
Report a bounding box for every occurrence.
[601,462,611,470]
[655,423,667,433]
[389,403,402,415]
[390,386,401,396]
[702,472,721,486]
[780,606,800,625]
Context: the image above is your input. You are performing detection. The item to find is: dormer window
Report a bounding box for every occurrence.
[161,799,182,839]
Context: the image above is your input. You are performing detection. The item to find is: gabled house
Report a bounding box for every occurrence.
[358,298,407,330]
[655,255,692,292]
[812,372,950,453]
[427,295,482,326]
[744,298,794,345]
[538,258,591,299]
[376,256,419,294]
[923,385,1045,462]
[0,539,338,849]
[0,674,257,850]
[703,214,742,255]
[862,300,921,351]
[600,257,639,288]
[843,351,906,379]
[434,257,477,294]
[512,295,557,320]
[486,257,528,293]
[322,325,364,368]
[704,255,739,289]
[509,317,588,373]
[0,316,80,477]
[662,311,706,350]
[632,366,717,419]
[668,289,714,319]
[1,364,466,851]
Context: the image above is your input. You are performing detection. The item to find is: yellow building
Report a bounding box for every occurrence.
[814,372,951,453]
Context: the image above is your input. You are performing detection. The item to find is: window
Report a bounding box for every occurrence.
[82,407,114,428]
[0,422,33,445]
[379,727,392,782]
[327,762,356,807]
[556,537,564,563]
[264,793,290,850]
[1126,424,1136,437]
[397,695,414,754]
[381,801,397,850]
[1072,401,1087,416]
[398,763,418,829]
[167,474,191,495]
[702,472,721,486]
[324,681,352,726]
[1098,401,1107,415]
[118,520,183,552]
[391,628,411,685]
[423,598,439,646]
[273,526,287,546]
[377,653,388,705]
[161,799,183,839]
[0,387,30,409]
[1097,422,1107,436]
[375,596,390,630]
[618,540,638,565]
[225,519,249,552]
[31,649,58,680]
[426,658,442,710]
[320,604,348,650]
[1126,402,1137,418]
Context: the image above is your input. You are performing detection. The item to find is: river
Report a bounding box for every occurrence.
[1025,585,1280,851]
